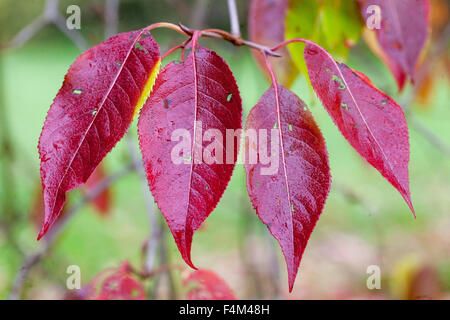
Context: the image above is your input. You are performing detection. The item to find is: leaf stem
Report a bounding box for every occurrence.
[270,38,310,52]
[146,22,190,36]
[227,0,241,38]
[146,22,281,57]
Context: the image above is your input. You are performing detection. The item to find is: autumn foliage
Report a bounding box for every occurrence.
[37,0,430,293]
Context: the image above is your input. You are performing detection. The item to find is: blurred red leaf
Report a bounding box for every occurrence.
[83,163,112,215]
[408,266,442,300]
[138,37,242,268]
[184,269,235,300]
[360,0,430,90]
[303,41,414,215]
[38,29,161,239]
[245,84,331,292]
[249,0,298,87]
[88,262,146,300]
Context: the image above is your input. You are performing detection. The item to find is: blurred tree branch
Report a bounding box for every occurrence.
[104,0,120,39]
[401,23,450,157]
[9,163,134,299]
[8,0,89,51]
[227,0,241,38]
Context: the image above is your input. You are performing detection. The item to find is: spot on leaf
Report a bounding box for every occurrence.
[332,75,346,90]
[135,42,148,54]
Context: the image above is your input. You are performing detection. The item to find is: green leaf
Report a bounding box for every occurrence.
[285,0,363,76]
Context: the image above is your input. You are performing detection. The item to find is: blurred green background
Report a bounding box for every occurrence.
[0,0,449,299]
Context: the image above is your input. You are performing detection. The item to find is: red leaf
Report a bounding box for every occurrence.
[83,163,111,215]
[249,0,298,87]
[303,41,414,215]
[184,269,235,300]
[245,84,331,292]
[138,39,242,268]
[88,262,145,300]
[360,0,430,89]
[38,29,161,239]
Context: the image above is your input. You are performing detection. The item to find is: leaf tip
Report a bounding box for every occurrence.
[37,222,49,240]
[288,281,294,293]
[182,251,197,270]
[405,196,416,218]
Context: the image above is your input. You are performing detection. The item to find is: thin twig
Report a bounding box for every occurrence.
[126,136,177,299]
[158,222,177,299]
[8,164,134,300]
[227,0,241,38]
[9,16,47,48]
[125,135,160,273]
[190,0,208,30]
[104,0,120,39]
